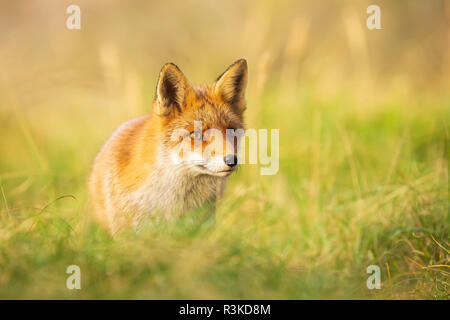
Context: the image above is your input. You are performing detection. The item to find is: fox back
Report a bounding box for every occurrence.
[88,59,248,233]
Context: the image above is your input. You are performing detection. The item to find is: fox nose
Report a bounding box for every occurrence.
[224,154,238,167]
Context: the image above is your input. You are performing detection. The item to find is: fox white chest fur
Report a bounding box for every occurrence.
[127,160,219,219]
[89,59,247,233]
[100,119,218,218]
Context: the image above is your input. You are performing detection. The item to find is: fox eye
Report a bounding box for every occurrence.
[190,131,202,140]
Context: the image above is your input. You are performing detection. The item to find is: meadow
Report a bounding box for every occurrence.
[0,0,448,299]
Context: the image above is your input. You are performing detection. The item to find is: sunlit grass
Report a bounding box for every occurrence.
[0,88,447,299]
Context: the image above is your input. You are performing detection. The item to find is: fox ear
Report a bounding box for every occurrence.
[155,63,192,116]
[214,59,248,114]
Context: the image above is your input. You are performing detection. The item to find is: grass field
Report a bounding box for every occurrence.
[0,1,448,299]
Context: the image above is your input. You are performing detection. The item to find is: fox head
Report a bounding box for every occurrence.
[152,59,248,177]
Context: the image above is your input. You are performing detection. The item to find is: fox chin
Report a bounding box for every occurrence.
[88,59,248,234]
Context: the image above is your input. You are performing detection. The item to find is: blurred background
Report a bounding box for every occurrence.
[0,0,449,175]
[0,0,448,299]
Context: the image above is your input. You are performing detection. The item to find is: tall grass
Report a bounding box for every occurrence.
[0,0,448,299]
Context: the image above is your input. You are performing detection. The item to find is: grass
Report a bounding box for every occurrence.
[0,86,448,299]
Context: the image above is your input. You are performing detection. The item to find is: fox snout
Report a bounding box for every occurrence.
[224,154,238,167]
[202,153,239,177]
[201,135,240,175]
[171,129,241,177]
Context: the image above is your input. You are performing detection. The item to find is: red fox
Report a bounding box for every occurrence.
[89,59,248,233]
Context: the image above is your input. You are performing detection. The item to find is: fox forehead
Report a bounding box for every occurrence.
[165,86,244,131]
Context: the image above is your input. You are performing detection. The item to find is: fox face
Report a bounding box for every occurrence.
[155,59,248,177]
